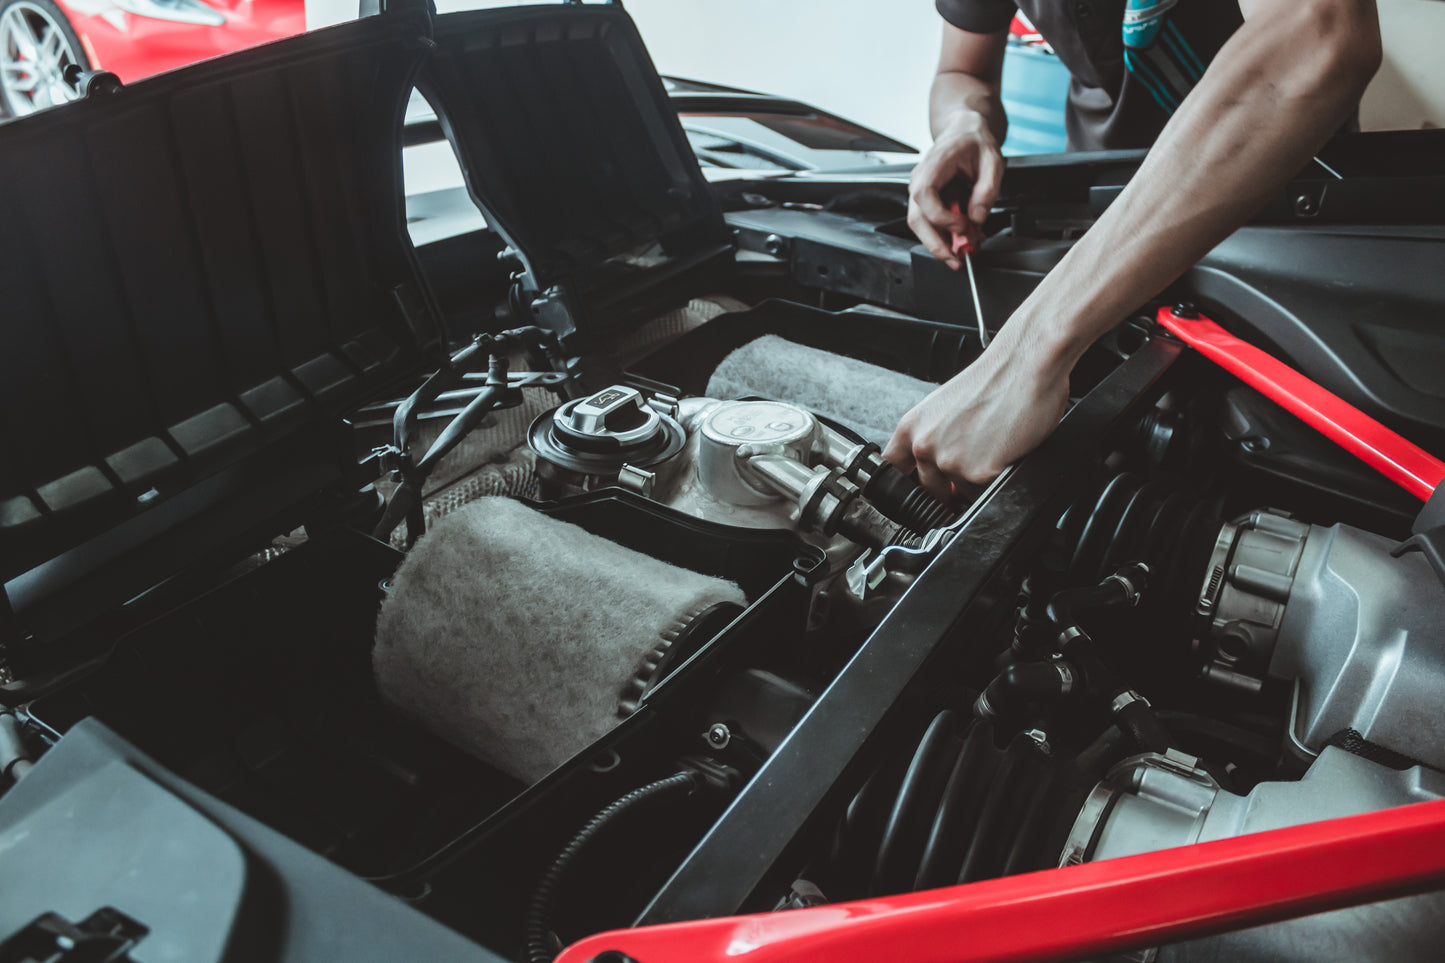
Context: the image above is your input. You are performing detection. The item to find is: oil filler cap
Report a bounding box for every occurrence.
[530,385,684,482]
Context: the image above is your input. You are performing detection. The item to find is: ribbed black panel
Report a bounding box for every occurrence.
[0,12,436,583]
[421,4,728,334]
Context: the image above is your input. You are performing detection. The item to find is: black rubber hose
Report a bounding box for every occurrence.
[1044,561,1149,634]
[1052,635,1173,755]
[914,722,998,889]
[859,460,958,532]
[392,338,488,456]
[524,771,702,963]
[1068,472,1142,580]
[1005,572,1062,665]
[874,710,965,894]
[955,737,1047,883]
[1062,474,1224,612]
[416,383,507,475]
[973,661,1076,723]
[1073,724,1131,779]
[1112,695,1172,755]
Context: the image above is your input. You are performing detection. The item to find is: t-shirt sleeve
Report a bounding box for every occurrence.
[936,0,1017,35]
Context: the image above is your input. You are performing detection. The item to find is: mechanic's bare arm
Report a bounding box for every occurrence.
[888,0,1381,497]
[908,23,1010,270]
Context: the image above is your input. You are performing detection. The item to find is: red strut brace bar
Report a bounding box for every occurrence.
[557,798,1445,963]
[1156,305,1445,501]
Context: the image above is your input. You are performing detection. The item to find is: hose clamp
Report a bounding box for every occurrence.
[1056,625,1088,649]
[1104,566,1148,606]
[842,466,1013,600]
[1054,661,1076,696]
[1110,689,1151,715]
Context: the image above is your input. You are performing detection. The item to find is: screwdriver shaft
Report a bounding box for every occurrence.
[965,251,988,348]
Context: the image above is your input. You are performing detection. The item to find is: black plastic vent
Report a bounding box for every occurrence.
[420,4,731,340]
[0,11,438,587]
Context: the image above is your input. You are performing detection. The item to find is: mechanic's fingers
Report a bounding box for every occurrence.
[912,182,971,237]
[932,457,982,504]
[914,459,952,501]
[883,426,917,474]
[948,477,984,503]
[968,147,1004,228]
[960,460,1004,488]
[907,204,962,270]
[952,220,983,257]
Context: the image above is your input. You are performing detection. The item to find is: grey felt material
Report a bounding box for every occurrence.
[413,387,555,494]
[705,336,936,445]
[373,497,745,783]
[608,295,749,368]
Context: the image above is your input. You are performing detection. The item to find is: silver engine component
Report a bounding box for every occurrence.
[697,400,820,506]
[1064,748,1445,962]
[693,400,911,550]
[1197,513,1445,771]
[531,387,916,556]
[704,335,934,445]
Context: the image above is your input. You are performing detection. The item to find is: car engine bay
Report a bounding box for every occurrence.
[2,3,1444,962]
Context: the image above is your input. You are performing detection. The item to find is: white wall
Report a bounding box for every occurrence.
[1362,0,1445,132]
[621,0,1445,140]
[305,0,944,149]
[309,0,1445,146]
[622,0,942,151]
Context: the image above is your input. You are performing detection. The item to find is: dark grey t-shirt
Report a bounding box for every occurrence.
[937,0,1243,151]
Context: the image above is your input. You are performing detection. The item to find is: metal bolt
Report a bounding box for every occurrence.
[1294,194,1319,217]
[1023,728,1052,754]
[705,723,732,750]
[762,233,786,257]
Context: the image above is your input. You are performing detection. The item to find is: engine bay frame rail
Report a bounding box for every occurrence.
[1156,306,1445,500]
[636,336,1183,925]
[561,797,1445,963]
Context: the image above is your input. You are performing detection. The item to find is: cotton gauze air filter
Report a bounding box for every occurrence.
[373,497,746,783]
[705,336,935,445]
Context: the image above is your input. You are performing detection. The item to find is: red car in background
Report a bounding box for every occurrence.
[0,0,302,116]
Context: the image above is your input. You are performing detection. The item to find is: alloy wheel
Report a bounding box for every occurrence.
[0,1,84,117]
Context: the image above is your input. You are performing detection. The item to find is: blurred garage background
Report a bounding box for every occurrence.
[308,0,1445,156]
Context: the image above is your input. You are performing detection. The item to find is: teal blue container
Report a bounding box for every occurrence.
[1000,44,1070,156]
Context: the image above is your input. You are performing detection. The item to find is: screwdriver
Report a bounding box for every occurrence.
[945,196,989,349]
[956,238,988,349]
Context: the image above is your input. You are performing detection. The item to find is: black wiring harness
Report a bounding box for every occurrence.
[372,327,575,547]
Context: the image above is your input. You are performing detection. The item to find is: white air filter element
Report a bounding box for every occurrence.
[706,336,935,445]
[373,497,745,783]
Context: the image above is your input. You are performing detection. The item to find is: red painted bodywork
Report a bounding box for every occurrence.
[556,798,1445,963]
[1157,306,1445,501]
[58,0,303,85]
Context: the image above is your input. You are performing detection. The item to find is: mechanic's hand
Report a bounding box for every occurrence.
[907,113,1003,269]
[884,339,1069,498]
